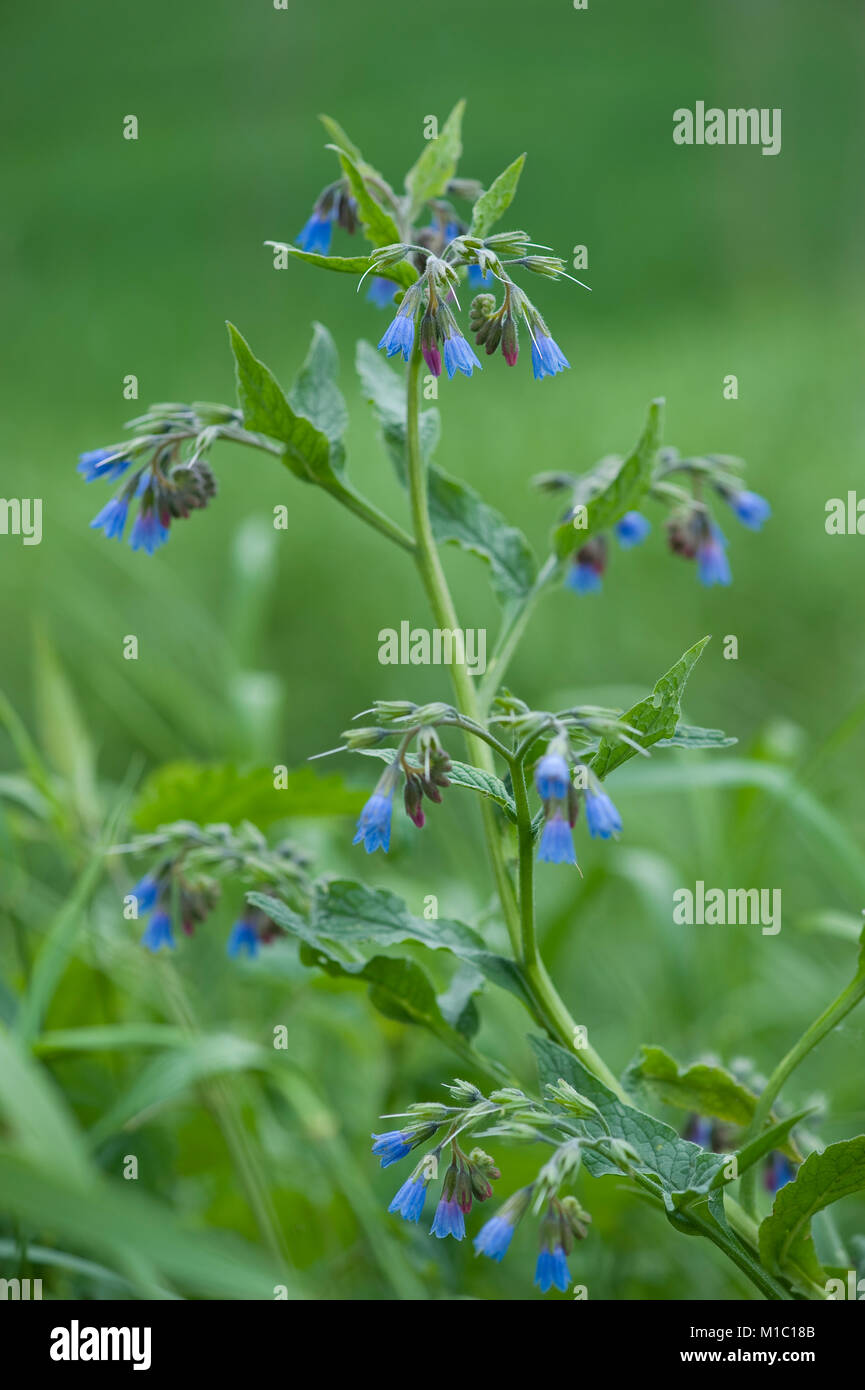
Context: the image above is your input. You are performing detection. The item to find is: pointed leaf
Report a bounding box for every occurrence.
[553,398,664,558]
[591,636,711,780]
[404,99,465,220]
[759,1137,865,1293]
[470,154,526,239]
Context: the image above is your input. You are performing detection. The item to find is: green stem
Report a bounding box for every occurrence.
[740,970,865,1216]
[477,555,559,714]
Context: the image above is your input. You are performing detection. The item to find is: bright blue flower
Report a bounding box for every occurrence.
[443,332,482,379]
[538,813,577,865]
[141,909,174,953]
[530,333,570,380]
[78,448,130,483]
[468,264,493,289]
[129,507,170,556]
[474,1214,515,1263]
[565,560,602,595]
[584,788,622,840]
[90,496,129,540]
[378,310,416,362]
[367,276,395,309]
[534,1244,570,1294]
[371,1130,413,1168]
[297,211,332,255]
[388,1174,427,1223]
[730,489,771,531]
[227,919,259,959]
[430,1195,465,1240]
[535,752,570,801]
[130,874,159,915]
[615,511,651,548]
[696,524,731,587]
[353,790,393,854]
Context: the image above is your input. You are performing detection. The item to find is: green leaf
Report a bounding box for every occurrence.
[357,746,516,821]
[332,148,401,249]
[32,627,98,827]
[0,1031,94,1186]
[591,635,711,780]
[470,154,526,239]
[552,398,664,558]
[356,341,536,611]
[437,964,484,1041]
[269,243,416,288]
[656,724,737,750]
[253,880,534,1013]
[530,1036,726,1204]
[630,1045,758,1126]
[132,761,364,832]
[759,1137,865,1293]
[228,321,335,483]
[705,1189,794,1300]
[731,1108,812,1180]
[318,113,365,165]
[404,99,465,220]
[288,321,349,448]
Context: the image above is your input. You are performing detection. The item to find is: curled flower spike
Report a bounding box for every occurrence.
[226,918,259,960]
[615,511,651,548]
[729,489,771,531]
[584,787,622,840]
[141,909,174,953]
[696,522,731,587]
[538,812,577,865]
[388,1172,429,1224]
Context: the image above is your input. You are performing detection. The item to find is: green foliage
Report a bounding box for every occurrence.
[759,1138,865,1293]
[629,1045,759,1126]
[592,636,711,779]
[404,99,465,220]
[470,154,526,239]
[132,762,364,832]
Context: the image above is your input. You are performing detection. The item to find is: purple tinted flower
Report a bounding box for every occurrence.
[565,559,602,595]
[584,788,622,839]
[388,1174,428,1223]
[474,1214,515,1263]
[130,874,159,915]
[227,919,259,959]
[367,276,395,309]
[684,1115,714,1149]
[534,1244,570,1294]
[696,524,731,587]
[535,752,570,801]
[430,1195,465,1240]
[129,507,170,556]
[730,489,771,531]
[443,332,482,379]
[90,496,129,540]
[615,511,651,548]
[371,1130,413,1168]
[297,211,333,255]
[530,332,570,380]
[538,813,577,865]
[353,790,393,854]
[78,449,131,484]
[378,310,416,362]
[141,909,174,953]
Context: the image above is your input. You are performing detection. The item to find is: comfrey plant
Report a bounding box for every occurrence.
[80,106,865,1300]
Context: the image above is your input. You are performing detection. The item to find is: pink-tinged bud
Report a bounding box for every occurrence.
[422,343,442,376]
[404,775,426,828]
[420,314,442,376]
[501,317,519,366]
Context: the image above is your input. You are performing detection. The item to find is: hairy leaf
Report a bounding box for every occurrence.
[656,724,737,750]
[470,154,526,239]
[333,149,401,249]
[404,99,465,220]
[269,243,416,288]
[553,398,664,558]
[630,1045,758,1126]
[759,1137,865,1293]
[592,636,711,779]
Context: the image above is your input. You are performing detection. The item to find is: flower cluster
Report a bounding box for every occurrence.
[352,726,452,855]
[534,735,622,868]
[120,821,309,957]
[372,1080,593,1294]
[78,403,237,555]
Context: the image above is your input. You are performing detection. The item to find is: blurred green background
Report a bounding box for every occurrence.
[2,0,865,1300]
